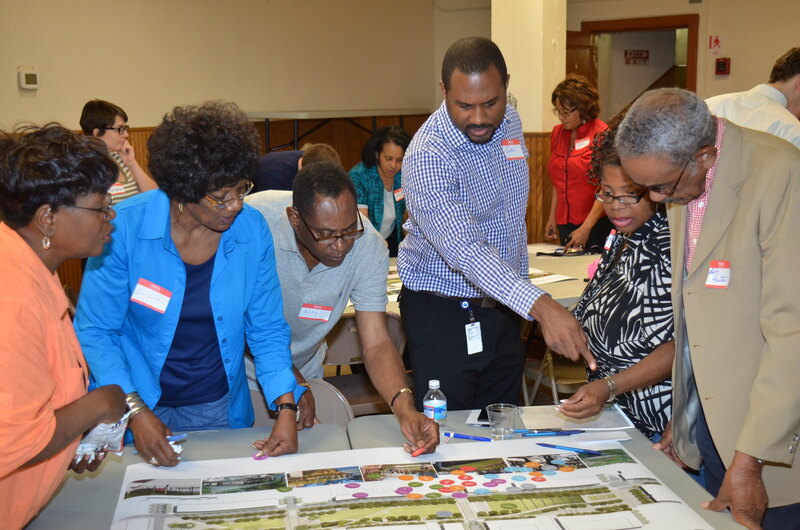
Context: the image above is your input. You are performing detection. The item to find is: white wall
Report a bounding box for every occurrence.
[432,0,492,108]
[600,30,676,120]
[567,0,798,99]
[0,0,437,129]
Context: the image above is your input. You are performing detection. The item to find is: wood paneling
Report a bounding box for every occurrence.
[56,259,83,303]
[525,132,553,244]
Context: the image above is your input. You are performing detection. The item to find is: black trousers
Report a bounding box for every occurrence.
[696,400,800,529]
[399,287,525,412]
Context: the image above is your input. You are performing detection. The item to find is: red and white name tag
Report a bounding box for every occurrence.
[501,139,525,160]
[574,137,591,150]
[131,278,172,313]
[705,260,731,288]
[393,188,405,201]
[603,229,617,251]
[298,304,333,322]
[109,183,126,195]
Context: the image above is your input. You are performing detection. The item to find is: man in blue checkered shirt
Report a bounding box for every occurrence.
[399,37,595,411]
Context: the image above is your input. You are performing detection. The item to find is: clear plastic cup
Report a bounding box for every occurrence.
[486,403,519,439]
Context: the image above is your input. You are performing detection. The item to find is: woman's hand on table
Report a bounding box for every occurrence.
[396,407,439,455]
[558,380,608,418]
[252,410,299,457]
[129,410,181,467]
[69,451,108,473]
[564,226,590,251]
[296,386,319,430]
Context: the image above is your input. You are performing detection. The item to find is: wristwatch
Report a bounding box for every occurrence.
[276,402,300,422]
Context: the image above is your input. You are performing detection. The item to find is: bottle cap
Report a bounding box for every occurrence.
[428,379,440,389]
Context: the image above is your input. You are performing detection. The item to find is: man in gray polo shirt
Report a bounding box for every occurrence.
[246,162,438,454]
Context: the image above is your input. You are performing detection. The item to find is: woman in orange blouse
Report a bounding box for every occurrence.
[0,124,126,528]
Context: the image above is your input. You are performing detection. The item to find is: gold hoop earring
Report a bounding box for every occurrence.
[42,236,51,250]
[178,203,184,214]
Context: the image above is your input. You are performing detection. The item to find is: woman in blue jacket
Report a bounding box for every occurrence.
[75,102,304,467]
[349,126,410,256]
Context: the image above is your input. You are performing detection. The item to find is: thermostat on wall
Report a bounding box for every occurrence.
[18,70,39,90]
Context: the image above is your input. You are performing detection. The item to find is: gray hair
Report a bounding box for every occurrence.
[615,88,716,167]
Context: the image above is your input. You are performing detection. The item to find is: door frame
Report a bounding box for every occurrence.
[581,14,699,92]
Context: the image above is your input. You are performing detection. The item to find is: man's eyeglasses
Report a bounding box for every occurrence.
[68,194,113,220]
[203,180,254,209]
[299,212,364,245]
[594,192,645,205]
[649,157,692,196]
[552,107,577,119]
[104,125,130,135]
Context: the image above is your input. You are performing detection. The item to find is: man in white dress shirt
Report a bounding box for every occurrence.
[706,47,800,148]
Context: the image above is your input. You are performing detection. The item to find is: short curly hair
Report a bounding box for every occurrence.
[551,74,600,122]
[147,101,259,203]
[0,123,117,228]
[588,110,629,185]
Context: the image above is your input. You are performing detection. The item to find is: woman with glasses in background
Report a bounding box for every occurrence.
[0,125,127,528]
[557,118,674,444]
[75,102,304,469]
[80,99,157,204]
[545,75,613,251]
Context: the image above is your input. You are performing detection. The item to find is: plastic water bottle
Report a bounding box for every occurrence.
[423,379,447,423]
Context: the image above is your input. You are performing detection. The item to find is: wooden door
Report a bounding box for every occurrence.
[567,31,597,87]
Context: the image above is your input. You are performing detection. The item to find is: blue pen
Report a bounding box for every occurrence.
[443,432,492,442]
[536,442,602,456]
[167,433,188,442]
[522,430,584,437]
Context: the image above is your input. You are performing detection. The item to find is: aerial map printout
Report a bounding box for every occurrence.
[111,439,711,530]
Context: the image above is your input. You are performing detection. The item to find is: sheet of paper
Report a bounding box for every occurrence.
[521,404,635,431]
[111,439,711,530]
[528,267,577,285]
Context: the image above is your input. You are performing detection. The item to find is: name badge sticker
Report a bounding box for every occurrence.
[299,304,334,322]
[131,278,172,313]
[603,229,617,251]
[393,188,405,202]
[574,137,591,150]
[501,139,525,160]
[705,260,731,288]
[109,183,126,196]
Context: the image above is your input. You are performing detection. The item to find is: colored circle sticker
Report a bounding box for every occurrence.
[408,481,423,487]
[475,488,491,494]
[461,481,477,487]
[559,466,575,472]
[353,492,368,498]
[406,493,423,499]
[502,466,515,473]
[439,487,453,493]
[418,475,434,481]
[493,479,507,484]
[428,484,443,490]
[452,491,468,498]
[345,483,360,488]
[511,475,526,482]
[439,479,455,485]
[542,470,557,476]
[460,466,476,472]
[523,461,538,468]
[458,474,473,480]
[399,475,414,481]
[395,487,413,494]
[528,471,543,476]
[482,482,497,487]
[551,459,566,466]
[276,486,293,492]
[531,476,547,482]
[484,474,500,479]
[426,492,442,498]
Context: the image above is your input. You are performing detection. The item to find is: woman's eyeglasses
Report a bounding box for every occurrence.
[104,125,130,135]
[68,194,114,220]
[594,192,645,205]
[203,180,255,209]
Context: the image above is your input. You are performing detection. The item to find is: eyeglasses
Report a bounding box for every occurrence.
[68,194,113,220]
[299,211,364,245]
[552,107,577,119]
[594,192,645,205]
[104,125,130,135]
[203,180,254,209]
[649,157,692,196]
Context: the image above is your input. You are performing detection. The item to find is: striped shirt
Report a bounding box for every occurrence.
[398,101,545,318]
[108,151,140,205]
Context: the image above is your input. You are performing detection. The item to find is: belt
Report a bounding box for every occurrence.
[422,290,498,309]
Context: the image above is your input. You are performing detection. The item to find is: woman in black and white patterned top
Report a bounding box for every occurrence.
[558,123,674,441]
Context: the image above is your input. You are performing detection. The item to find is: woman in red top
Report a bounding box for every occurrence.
[545,75,612,250]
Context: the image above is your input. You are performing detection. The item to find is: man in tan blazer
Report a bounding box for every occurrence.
[615,88,800,530]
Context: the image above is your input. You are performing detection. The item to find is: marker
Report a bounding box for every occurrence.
[411,447,426,457]
[536,442,602,456]
[521,430,584,437]
[252,451,269,460]
[442,432,493,442]
[167,433,188,442]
